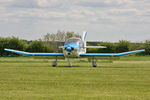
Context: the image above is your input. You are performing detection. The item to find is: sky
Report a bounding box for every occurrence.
[0,0,150,42]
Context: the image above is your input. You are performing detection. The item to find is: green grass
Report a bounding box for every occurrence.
[0,56,150,100]
[119,55,150,61]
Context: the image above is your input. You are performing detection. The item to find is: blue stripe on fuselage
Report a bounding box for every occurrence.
[63,43,80,49]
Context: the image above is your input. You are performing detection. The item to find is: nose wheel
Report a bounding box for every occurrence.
[67,56,72,67]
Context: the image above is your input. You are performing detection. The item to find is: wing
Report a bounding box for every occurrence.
[80,50,145,57]
[5,49,64,56]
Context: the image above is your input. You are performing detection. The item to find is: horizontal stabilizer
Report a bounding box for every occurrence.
[86,46,106,48]
[4,49,64,56]
[59,46,63,48]
[80,50,145,57]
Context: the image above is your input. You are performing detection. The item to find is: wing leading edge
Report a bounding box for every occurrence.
[80,50,145,57]
[4,49,64,56]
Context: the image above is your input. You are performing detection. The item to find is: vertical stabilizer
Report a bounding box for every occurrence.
[82,31,87,42]
[82,31,87,52]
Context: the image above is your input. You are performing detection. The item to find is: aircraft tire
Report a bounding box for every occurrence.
[93,62,97,67]
[52,61,57,67]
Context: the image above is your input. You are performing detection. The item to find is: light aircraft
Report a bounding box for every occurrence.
[5,32,145,67]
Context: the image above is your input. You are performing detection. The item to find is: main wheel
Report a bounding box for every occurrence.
[68,62,72,67]
[92,62,97,67]
[52,61,57,67]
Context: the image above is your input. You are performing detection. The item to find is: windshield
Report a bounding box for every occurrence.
[65,38,81,44]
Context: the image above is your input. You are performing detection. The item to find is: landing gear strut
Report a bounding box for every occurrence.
[52,56,57,67]
[92,58,97,67]
[67,56,72,67]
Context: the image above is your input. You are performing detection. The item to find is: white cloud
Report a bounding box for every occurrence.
[0,6,5,10]
[37,0,49,7]
[74,0,134,8]
[10,0,38,8]
[1,0,65,9]
[0,0,150,41]
[34,9,66,18]
[36,0,63,8]
[0,0,14,3]
[108,8,143,16]
[104,0,134,5]
[0,9,66,23]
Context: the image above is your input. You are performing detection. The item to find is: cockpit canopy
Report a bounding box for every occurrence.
[65,37,84,47]
[65,38,81,44]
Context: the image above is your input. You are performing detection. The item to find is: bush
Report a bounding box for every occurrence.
[98,42,117,53]
[116,40,130,53]
[0,37,26,56]
[87,48,99,53]
[26,40,53,53]
[144,40,150,55]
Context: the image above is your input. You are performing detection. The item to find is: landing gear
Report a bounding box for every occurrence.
[67,56,72,67]
[52,56,57,67]
[52,61,57,67]
[92,62,97,67]
[92,58,97,67]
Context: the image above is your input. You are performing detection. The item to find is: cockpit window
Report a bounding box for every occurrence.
[65,38,81,44]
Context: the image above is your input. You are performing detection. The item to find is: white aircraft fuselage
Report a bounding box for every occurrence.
[63,37,86,58]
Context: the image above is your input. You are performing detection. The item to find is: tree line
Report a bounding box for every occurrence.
[0,31,81,56]
[0,31,149,56]
[87,40,146,55]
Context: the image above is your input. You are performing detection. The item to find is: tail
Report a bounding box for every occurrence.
[82,31,87,52]
[82,31,87,42]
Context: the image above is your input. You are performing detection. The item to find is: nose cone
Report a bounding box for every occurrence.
[66,47,72,52]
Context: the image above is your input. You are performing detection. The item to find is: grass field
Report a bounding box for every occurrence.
[0,56,150,100]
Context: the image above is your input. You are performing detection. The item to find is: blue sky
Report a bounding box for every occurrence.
[0,0,150,42]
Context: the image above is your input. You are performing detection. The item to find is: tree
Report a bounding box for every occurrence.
[43,30,81,52]
[0,37,27,56]
[8,37,27,50]
[144,40,150,55]
[65,31,81,40]
[98,42,116,53]
[116,40,130,53]
[44,30,81,42]
[0,37,9,56]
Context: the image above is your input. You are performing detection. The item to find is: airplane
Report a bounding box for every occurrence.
[4,32,145,67]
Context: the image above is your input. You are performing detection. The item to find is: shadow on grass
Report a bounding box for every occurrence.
[50,64,105,68]
[52,65,90,68]
[53,65,150,69]
[100,66,149,68]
